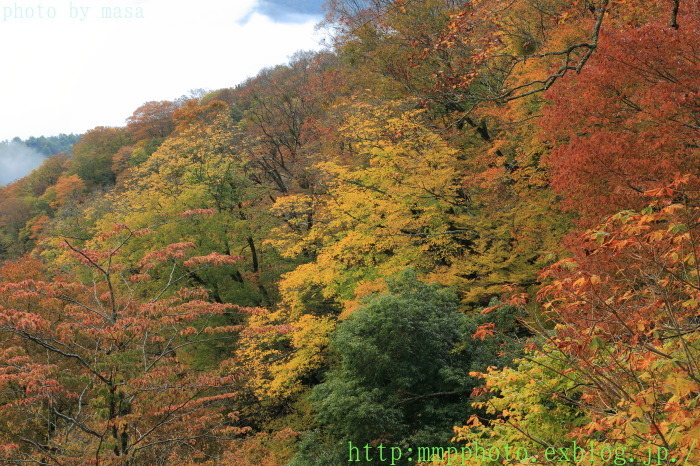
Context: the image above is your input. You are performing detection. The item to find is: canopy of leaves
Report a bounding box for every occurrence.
[293,270,521,464]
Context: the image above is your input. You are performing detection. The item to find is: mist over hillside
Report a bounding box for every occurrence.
[0,141,45,186]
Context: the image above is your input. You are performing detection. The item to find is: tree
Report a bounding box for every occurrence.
[291,270,519,465]
[541,12,700,224]
[125,100,178,141]
[463,175,700,464]
[0,221,256,464]
[71,127,133,187]
[46,173,87,210]
[273,100,554,311]
[237,51,344,195]
[21,134,81,157]
[16,153,71,197]
[0,193,34,257]
[453,349,589,465]
[94,108,285,307]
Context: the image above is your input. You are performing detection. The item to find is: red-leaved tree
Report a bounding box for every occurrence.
[0,222,260,464]
[533,175,700,460]
[542,12,700,225]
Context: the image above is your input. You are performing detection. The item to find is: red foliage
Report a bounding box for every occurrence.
[542,13,700,225]
[0,224,261,463]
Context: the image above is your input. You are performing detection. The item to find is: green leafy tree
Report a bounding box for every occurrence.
[71,127,132,187]
[22,133,81,156]
[292,270,521,465]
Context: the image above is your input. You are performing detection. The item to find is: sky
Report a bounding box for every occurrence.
[0,0,328,141]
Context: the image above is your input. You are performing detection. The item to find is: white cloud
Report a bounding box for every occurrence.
[0,0,324,140]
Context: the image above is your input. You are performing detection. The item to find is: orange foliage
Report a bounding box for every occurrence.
[542,12,700,224]
[50,173,86,209]
[126,100,178,140]
[534,175,700,458]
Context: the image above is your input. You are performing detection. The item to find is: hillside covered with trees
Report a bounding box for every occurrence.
[0,0,698,464]
[11,134,82,157]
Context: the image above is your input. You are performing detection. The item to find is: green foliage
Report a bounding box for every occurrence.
[15,133,81,156]
[453,348,590,464]
[71,127,132,186]
[294,270,522,465]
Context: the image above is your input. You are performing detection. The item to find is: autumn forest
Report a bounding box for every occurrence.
[0,0,698,464]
